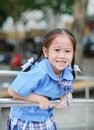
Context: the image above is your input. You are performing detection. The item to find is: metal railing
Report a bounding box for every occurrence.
[0,70,18,76]
[0,98,94,108]
[0,98,94,130]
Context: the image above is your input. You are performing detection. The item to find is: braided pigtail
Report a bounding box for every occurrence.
[32,48,43,65]
[69,56,82,79]
[21,48,43,72]
[23,64,32,72]
[71,57,76,79]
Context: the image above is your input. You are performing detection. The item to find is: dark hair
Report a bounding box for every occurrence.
[23,28,76,78]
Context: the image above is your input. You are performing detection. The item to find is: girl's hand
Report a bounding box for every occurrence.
[55,92,72,109]
[27,93,53,109]
[55,94,67,109]
[38,96,52,109]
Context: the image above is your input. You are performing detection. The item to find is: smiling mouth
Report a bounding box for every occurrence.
[57,61,67,65]
[57,60,67,63]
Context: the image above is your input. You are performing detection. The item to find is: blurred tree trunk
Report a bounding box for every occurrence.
[71,0,88,70]
[9,0,20,54]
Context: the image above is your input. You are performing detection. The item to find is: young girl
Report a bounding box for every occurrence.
[7,28,79,130]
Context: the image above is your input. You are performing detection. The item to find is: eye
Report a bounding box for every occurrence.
[54,48,60,52]
[66,50,71,53]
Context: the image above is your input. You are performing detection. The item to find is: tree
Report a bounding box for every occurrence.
[71,0,88,69]
[0,0,74,27]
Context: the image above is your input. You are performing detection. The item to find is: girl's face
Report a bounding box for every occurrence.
[43,35,74,77]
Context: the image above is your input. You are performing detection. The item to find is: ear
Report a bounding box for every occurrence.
[42,47,48,58]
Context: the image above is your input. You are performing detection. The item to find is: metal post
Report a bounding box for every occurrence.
[85,80,90,98]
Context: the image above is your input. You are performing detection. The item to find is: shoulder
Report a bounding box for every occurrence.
[18,59,49,80]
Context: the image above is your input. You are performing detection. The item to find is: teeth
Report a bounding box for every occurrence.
[58,62,65,65]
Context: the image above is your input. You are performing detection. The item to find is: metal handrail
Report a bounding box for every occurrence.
[0,98,94,129]
[0,98,94,108]
[0,70,18,76]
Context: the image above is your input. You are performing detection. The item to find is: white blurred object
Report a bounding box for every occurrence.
[21,57,34,71]
[68,65,82,73]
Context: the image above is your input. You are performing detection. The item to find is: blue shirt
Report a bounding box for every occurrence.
[10,58,74,122]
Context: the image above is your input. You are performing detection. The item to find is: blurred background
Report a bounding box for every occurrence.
[0,0,94,129]
[0,0,94,97]
[0,0,93,69]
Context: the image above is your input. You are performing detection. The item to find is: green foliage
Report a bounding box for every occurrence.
[0,0,74,26]
[35,0,74,14]
[0,10,7,26]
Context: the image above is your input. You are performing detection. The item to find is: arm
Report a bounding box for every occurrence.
[8,87,26,100]
[55,92,72,109]
[8,87,52,109]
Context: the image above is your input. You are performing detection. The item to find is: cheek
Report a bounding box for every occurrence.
[70,52,74,60]
[68,55,73,64]
[71,56,73,62]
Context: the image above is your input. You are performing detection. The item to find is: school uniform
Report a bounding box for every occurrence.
[7,58,74,130]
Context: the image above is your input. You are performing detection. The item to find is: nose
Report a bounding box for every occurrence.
[59,51,66,58]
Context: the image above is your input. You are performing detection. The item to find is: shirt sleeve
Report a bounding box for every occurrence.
[11,70,42,97]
